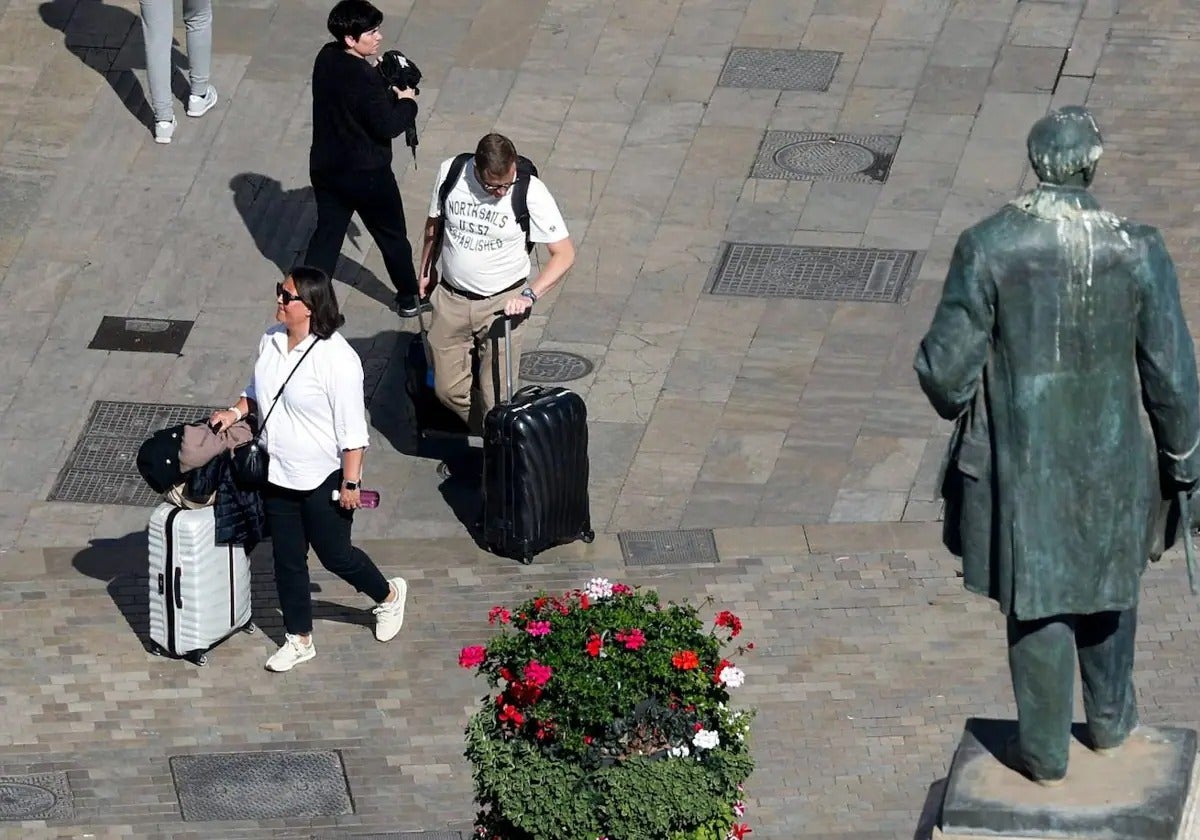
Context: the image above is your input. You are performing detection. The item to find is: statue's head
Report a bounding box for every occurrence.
[1026,106,1103,187]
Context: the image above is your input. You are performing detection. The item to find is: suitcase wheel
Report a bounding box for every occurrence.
[148,643,165,657]
[186,651,209,667]
[519,553,534,566]
[581,530,595,544]
[242,621,257,634]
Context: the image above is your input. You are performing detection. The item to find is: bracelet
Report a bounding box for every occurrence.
[227,405,244,421]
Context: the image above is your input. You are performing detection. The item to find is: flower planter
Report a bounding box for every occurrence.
[460,578,756,840]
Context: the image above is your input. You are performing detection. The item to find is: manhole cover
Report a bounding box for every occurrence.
[0,773,73,821]
[171,750,353,822]
[706,243,920,303]
[88,316,194,354]
[519,351,594,383]
[49,400,221,506]
[751,131,899,183]
[773,139,877,177]
[718,47,840,91]
[619,529,720,566]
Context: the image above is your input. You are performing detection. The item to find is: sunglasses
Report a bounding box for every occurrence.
[477,166,517,194]
[276,282,304,306]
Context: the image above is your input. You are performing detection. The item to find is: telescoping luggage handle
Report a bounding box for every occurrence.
[503,315,515,403]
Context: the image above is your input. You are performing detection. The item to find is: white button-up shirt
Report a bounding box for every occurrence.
[242,326,370,491]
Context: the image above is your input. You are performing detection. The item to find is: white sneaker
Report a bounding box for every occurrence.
[186,85,218,117]
[154,117,176,144]
[265,634,316,672]
[373,577,408,642]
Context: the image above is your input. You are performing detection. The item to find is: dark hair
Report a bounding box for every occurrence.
[290,265,345,338]
[327,0,383,42]
[475,132,517,177]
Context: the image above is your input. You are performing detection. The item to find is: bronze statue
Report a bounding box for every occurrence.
[914,106,1200,786]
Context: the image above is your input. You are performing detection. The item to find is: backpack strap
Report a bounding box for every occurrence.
[429,152,473,271]
[512,156,537,253]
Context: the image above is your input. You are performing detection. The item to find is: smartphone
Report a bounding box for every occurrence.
[330,489,380,508]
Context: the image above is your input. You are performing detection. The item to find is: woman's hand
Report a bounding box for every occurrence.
[338,485,361,510]
[209,408,240,433]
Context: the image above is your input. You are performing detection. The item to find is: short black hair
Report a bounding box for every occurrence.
[327,0,383,42]
[290,265,345,339]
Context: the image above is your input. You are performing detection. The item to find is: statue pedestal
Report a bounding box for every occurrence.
[935,718,1198,840]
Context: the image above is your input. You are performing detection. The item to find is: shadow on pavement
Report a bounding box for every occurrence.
[230,173,397,308]
[38,0,190,130]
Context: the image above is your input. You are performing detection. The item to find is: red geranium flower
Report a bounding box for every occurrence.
[497,701,524,726]
[615,628,646,650]
[524,660,553,686]
[458,645,487,668]
[586,632,604,657]
[729,823,752,839]
[715,610,743,637]
[526,620,552,637]
[713,657,734,683]
[487,606,510,625]
[671,650,700,670]
[579,593,590,610]
[612,583,632,595]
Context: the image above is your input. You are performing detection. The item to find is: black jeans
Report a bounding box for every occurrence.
[305,166,418,299]
[1007,607,1139,780]
[263,470,390,635]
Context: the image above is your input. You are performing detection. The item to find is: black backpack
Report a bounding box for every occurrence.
[436,152,539,254]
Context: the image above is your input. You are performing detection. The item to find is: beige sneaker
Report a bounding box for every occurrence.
[373,577,408,642]
[265,634,316,672]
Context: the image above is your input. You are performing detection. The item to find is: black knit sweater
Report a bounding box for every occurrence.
[309,42,418,174]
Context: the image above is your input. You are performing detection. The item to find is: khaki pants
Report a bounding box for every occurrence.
[427,282,525,430]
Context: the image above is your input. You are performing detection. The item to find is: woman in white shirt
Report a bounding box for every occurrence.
[210,266,408,672]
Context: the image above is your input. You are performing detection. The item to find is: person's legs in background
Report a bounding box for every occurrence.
[305,173,356,280]
[138,0,176,141]
[182,0,218,117]
[354,167,423,316]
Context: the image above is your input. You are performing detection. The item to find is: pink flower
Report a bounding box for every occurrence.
[612,583,633,595]
[526,620,552,637]
[458,645,486,668]
[733,800,746,817]
[524,660,553,686]
[615,628,646,650]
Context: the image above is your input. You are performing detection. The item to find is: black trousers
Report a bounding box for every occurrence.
[1007,607,1139,780]
[305,166,418,299]
[263,470,390,635]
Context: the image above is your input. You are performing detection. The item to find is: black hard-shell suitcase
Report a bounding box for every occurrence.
[482,317,594,564]
[404,309,470,439]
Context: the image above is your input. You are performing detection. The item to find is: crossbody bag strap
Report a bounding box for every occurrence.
[257,337,321,433]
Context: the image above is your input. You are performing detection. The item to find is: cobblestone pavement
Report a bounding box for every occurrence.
[3,0,1200,837]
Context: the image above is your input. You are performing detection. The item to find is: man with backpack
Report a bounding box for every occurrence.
[419,133,575,428]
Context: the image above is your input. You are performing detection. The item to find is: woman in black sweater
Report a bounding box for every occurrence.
[305,0,424,317]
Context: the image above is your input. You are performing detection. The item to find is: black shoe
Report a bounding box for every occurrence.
[395,295,431,318]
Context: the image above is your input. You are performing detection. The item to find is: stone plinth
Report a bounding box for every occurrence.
[936,718,1197,840]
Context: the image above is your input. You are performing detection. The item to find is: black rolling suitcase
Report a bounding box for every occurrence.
[482,317,594,564]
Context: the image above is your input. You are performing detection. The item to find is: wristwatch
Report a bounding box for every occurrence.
[521,288,538,304]
[342,480,360,491]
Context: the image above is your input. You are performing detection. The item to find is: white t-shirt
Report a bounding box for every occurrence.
[242,326,370,491]
[427,157,569,296]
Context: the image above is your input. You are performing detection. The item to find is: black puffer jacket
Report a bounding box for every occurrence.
[186,455,266,551]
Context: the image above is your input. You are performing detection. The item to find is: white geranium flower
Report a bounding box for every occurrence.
[719,665,745,688]
[693,728,720,750]
[668,743,690,758]
[585,577,614,600]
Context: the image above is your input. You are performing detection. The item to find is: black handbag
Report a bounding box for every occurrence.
[230,338,321,489]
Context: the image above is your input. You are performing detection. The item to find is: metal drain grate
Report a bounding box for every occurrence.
[619,529,720,566]
[719,48,840,91]
[706,243,920,303]
[520,351,594,384]
[88,316,194,354]
[751,132,899,183]
[0,772,73,821]
[171,750,353,822]
[49,401,220,506]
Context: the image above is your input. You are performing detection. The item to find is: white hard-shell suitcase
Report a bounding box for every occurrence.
[147,503,255,665]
